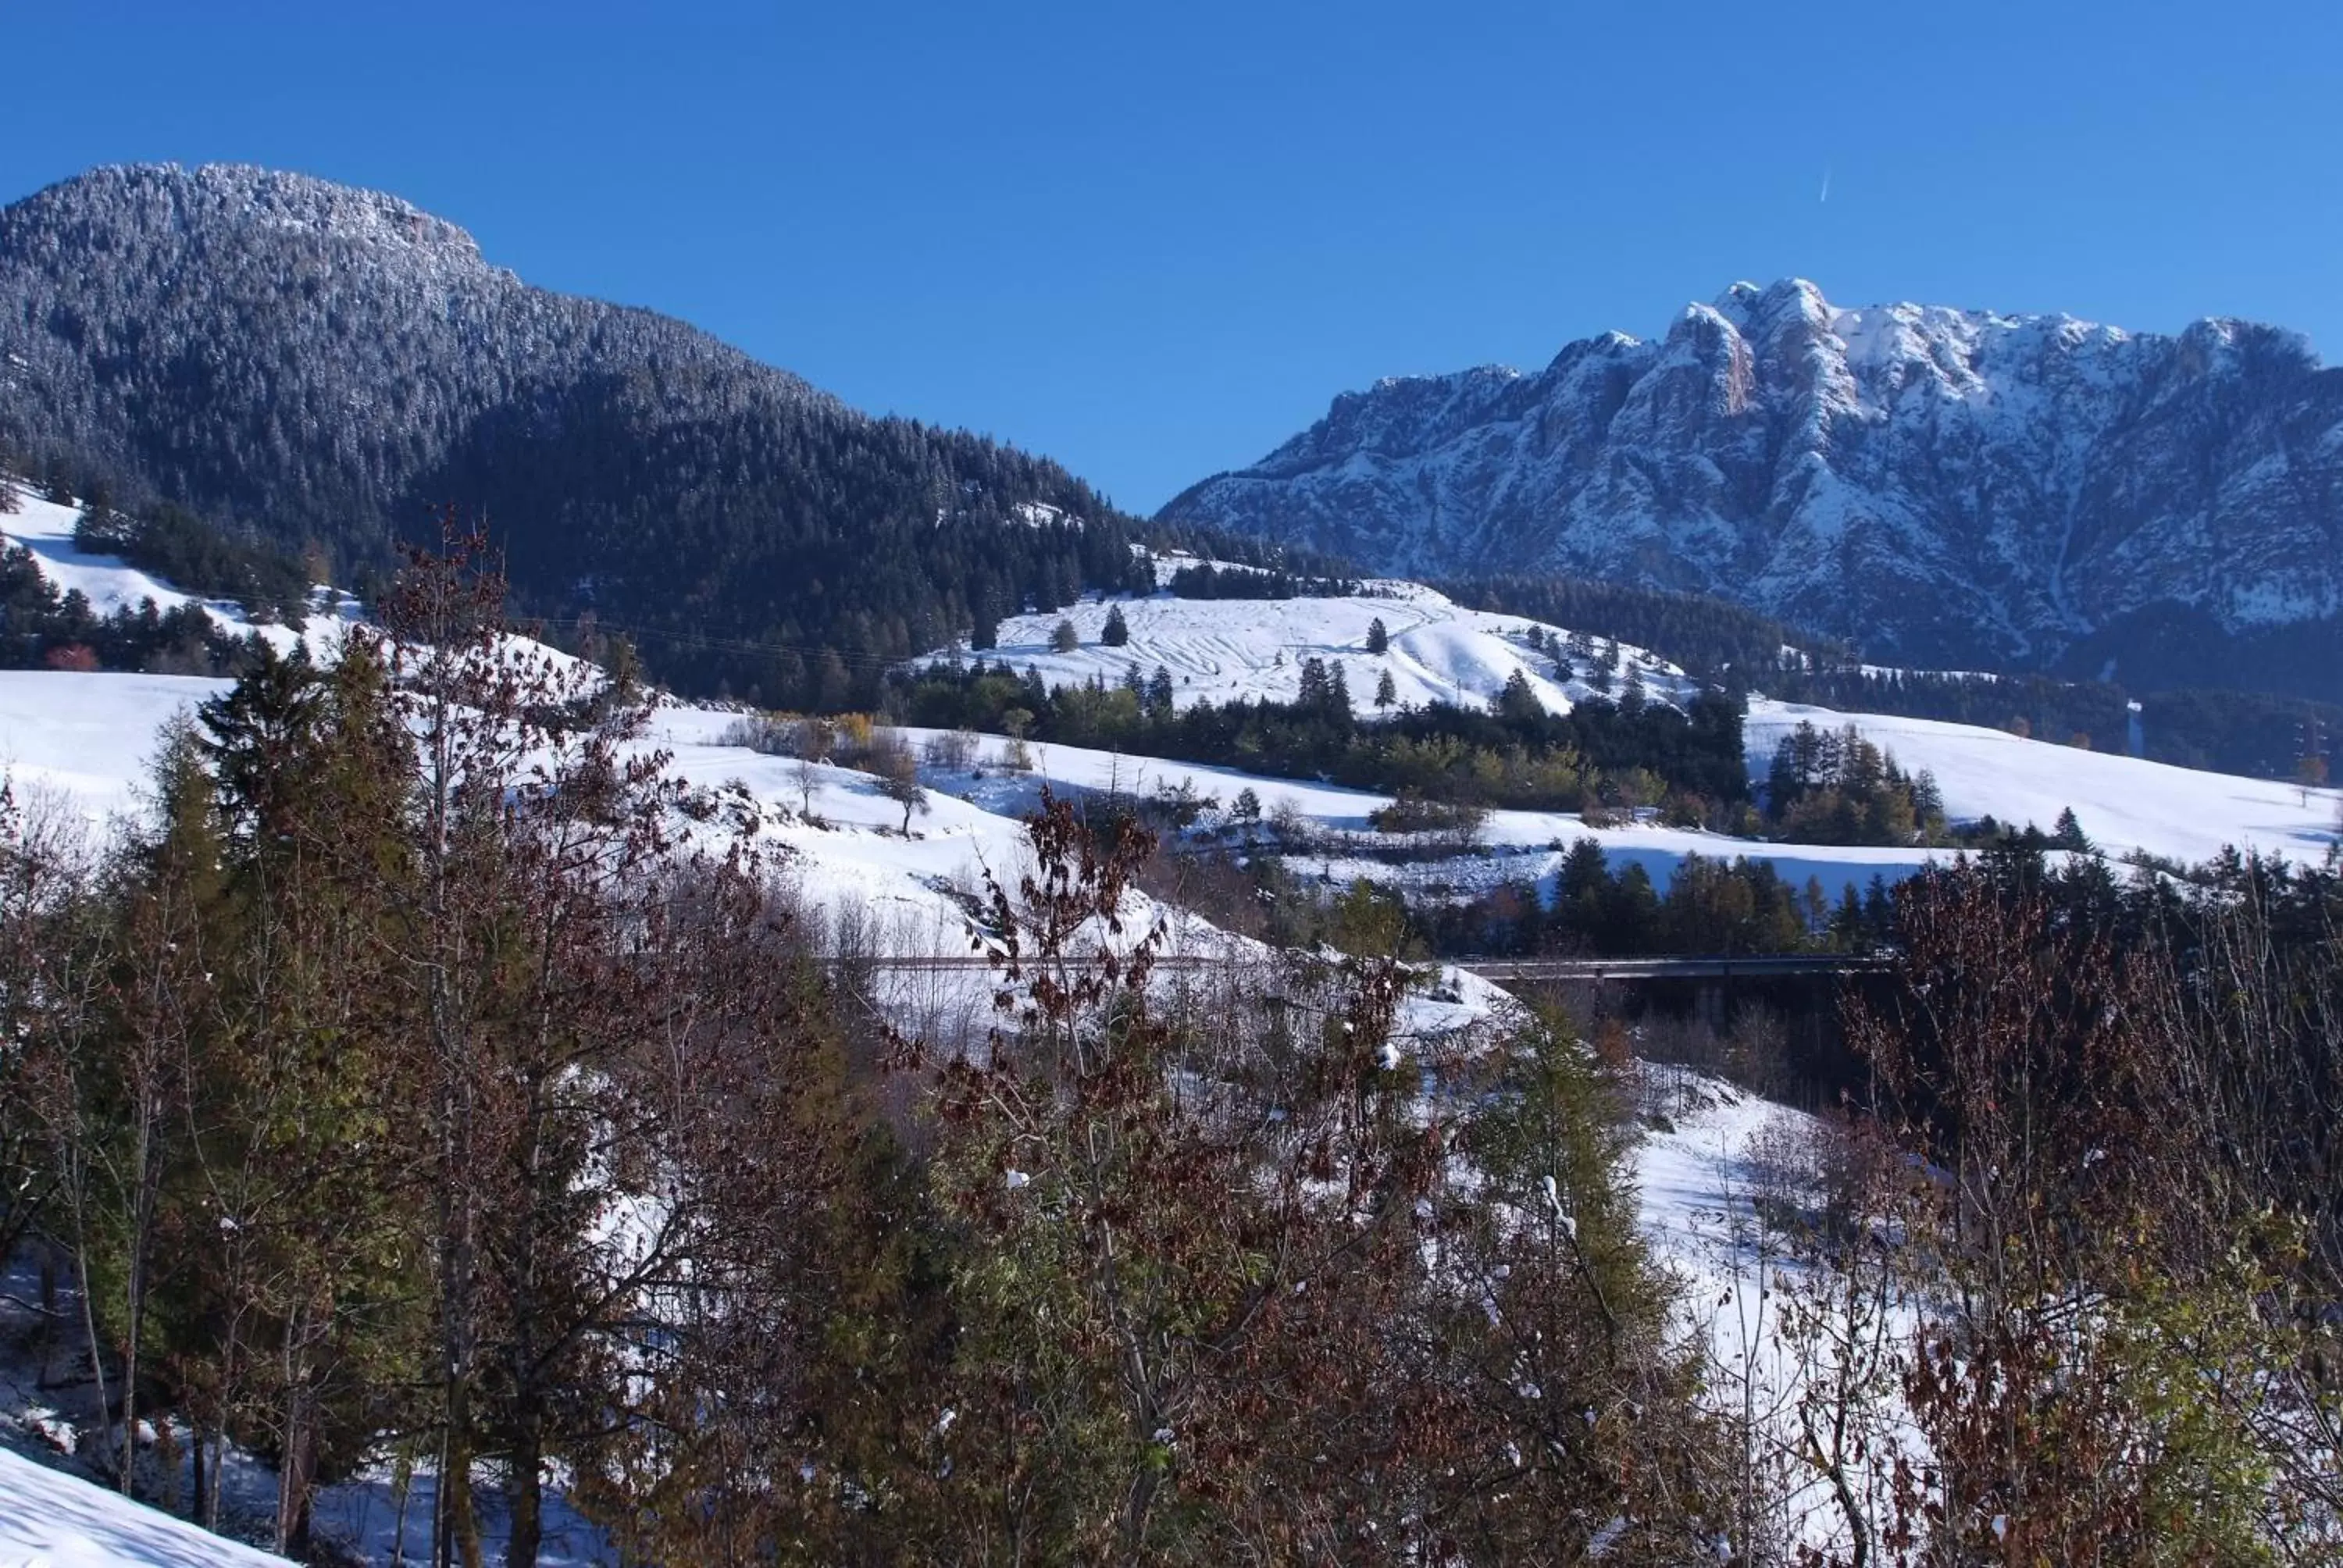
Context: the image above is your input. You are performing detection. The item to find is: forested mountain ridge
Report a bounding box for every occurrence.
[0,162,1150,704]
[1161,278,2343,697]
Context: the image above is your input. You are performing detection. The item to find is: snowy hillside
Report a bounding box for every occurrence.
[931,577,1692,717]
[914,580,2340,877]
[0,1446,294,1568]
[1161,278,2343,679]
[1747,699,2341,868]
[1,508,2327,1564]
[0,489,362,656]
[905,725,1938,907]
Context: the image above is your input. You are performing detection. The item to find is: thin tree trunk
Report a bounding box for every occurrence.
[69,1179,114,1483]
[190,1420,209,1525]
[506,1404,543,1568]
[119,1090,159,1494]
[275,1306,316,1556]
[438,1367,483,1568]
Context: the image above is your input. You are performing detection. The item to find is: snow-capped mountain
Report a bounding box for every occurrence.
[1159,280,2343,679]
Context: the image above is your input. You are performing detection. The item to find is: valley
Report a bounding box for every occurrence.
[0,137,2339,1566]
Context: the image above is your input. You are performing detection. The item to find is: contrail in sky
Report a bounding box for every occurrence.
[1820,168,1831,204]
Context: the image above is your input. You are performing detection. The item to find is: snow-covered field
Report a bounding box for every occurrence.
[931,577,1697,715]
[901,725,1938,906]
[1631,1067,1920,1555]
[917,574,2340,875]
[1748,698,2340,868]
[0,671,230,818]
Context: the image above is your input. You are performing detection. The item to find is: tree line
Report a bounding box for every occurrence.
[1453,569,2343,786]
[897,656,1751,818]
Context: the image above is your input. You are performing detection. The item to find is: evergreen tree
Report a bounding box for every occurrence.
[1496,668,1543,726]
[1913,768,1946,828]
[1364,616,1389,654]
[969,585,1000,652]
[1101,603,1130,647]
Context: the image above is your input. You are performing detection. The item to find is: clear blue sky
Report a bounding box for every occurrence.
[7,1,2339,512]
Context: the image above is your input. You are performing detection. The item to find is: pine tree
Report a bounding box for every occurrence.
[182,638,424,1548]
[1913,768,1946,830]
[970,584,1001,652]
[97,718,224,1497]
[1374,668,1397,709]
[1051,618,1079,653]
[1101,603,1129,647]
[1496,668,1543,725]
[1621,665,1648,717]
[1364,616,1389,654]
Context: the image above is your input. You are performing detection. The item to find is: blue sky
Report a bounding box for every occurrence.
[7,1,2339,511]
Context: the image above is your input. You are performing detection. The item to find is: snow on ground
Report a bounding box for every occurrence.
[0,672,231,821]
[911,577,2338,900]
[1630,1067,1917,1554]
[0,491,585,690]
[0,676,1509,1047]
[3,494,216,625]
[924,578,1696,717]
[0,1445,295,1568]
[651,707,1508,1046]
[897,725,1935,907]
[0,492,365,660]
[1748,698,2342,867]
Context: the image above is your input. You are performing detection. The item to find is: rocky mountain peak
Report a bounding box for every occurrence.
[1160,281,2343,682]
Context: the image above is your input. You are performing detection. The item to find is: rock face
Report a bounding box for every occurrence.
[1161,279,2343,673]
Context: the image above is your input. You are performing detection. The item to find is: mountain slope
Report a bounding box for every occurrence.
[1161,280,2343,690]
[0,164,1147,703]
[922,572,1696,718]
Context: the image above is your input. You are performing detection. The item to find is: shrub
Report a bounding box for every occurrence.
[923,729,980,771]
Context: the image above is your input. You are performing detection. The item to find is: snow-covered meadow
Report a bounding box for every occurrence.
[930,572,1697,716]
